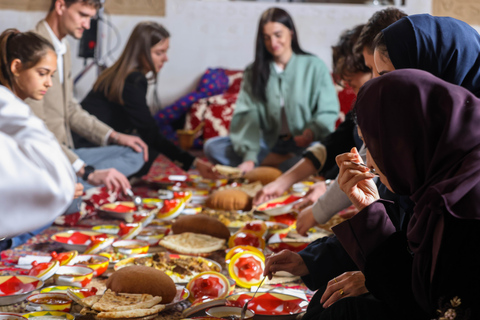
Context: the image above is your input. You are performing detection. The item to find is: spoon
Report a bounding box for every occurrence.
[125,189,143,211]
[351,161,379,176]
[240,275,267,320]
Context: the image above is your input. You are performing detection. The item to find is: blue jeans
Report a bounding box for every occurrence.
[203,136,305,172]
[1,146,145,252]
[74,145,145,189]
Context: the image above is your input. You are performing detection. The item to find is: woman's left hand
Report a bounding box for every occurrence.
[195,158,220,180]
[114,132,149,162]
[320,271,368,308]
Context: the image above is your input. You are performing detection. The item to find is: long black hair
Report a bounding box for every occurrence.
[251,7,307,103]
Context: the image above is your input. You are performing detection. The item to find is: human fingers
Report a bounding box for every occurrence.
[106,175,121,193]
[138,139,149,162]
[263,250,292,278]
[340,271,368,298]
[238,161,254,174]
[292,198,309,211]
[296,207,315,236]
[320,276,345,307]
[73,183,84,199]
[254,183,276,205]
[339,206,359,219]
[322,272,368,308]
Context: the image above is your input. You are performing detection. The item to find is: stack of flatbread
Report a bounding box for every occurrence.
[213,164,243,179]
[159,232,226,255]
[78,289,165,319]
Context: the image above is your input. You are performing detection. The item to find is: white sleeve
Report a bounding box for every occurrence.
[312,144,375,223]
[0,86,75,239]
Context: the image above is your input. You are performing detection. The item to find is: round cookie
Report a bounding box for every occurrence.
[205,189,252,211]
[172,214,230,241]
[106,265,176,303]
[243,167,282,185]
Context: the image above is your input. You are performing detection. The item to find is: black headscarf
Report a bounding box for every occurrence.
[382,14,480,97]
[355,69,480,310]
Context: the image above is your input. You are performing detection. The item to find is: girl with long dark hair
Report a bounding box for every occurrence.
[77,22,217,178]
[204,7,339,173]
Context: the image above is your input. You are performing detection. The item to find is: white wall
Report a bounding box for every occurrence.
[0,0,432,106]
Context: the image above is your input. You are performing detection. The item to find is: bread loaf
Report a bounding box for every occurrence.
[172,214,230,240]
[205,189,252,211]
[106,265,176,303]
[243,167,282,185]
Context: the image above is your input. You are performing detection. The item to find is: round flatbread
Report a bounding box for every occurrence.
[96,304,165,318]
[159,232,225,254]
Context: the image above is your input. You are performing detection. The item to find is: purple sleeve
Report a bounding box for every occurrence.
[332,200,396,271]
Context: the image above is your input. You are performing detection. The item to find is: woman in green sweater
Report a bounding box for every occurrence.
[204,7,339,173]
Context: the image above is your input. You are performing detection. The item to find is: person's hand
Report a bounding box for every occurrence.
[73,183,84,199]
[294,128,314,148]
[339,205,359,219]
[263,250,309,280]
[238,160,255,174]
[336,147,379,211]
[295,206,317,236]
[320,271,368,308]
[195,158,220,180]
[292,181,327,211]
[87,168,131,193]
[253,179,288,205]
[111,132,149,162]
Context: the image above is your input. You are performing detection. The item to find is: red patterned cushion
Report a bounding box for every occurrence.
[185,98,207,132]
[203,93,238,139]
[185,70,357,140]
[224,70,243,94]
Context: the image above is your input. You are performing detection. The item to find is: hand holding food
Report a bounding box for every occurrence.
[292,181,327,211]
[253,180,287,205]
[237,160,255,174]
[195,158,220,180]
[263,250,309,280]
[295,206,317,236]
[336,147,379,211]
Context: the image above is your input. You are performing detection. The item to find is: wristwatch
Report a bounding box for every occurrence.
[82,165,95,181]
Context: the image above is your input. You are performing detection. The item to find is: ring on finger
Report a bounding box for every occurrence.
[334,277,338,283]
[339,288,344,296]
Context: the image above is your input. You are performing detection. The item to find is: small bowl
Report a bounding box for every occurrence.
[26,292,72,312]
[206,306,254,320]
[0,313,28,320]
[0,276,44,306]
[112,240,149,256]
[70,255,109,277]
[92,225,119,235]
[117,223,143,240]
[40,286,80,294]
[51,230,113,252]
[28,261,60,282]
[267,241,310,253]
[53,266,93,288]
[256,194,303,216]
[134,226,169,246]
[23,311,74,320]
